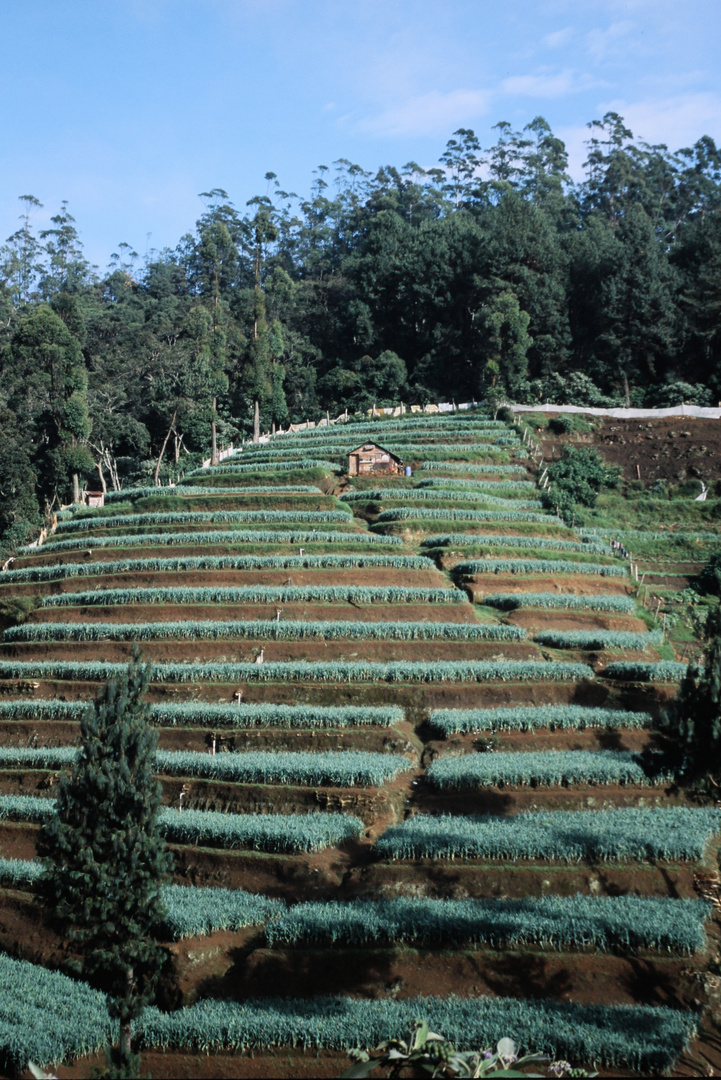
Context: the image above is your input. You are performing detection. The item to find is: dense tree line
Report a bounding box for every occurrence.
[1,111,720,547]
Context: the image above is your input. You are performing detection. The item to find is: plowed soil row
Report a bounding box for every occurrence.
[25,602,479,625]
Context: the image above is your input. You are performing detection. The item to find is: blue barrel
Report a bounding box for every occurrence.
[404,465,412,477]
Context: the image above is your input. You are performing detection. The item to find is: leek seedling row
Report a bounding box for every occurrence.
[420,461,527,474]
[454,559,627,577]
[604,661,693,682]
[186,459,342,476]
[102,485,322,502]
[41,585,465,608]
[377,508,559,524]
[0,699,403,728]
[54,509,353,534]
[428,705,652,735]
[421,534,607,554]
[0,659,594,684]
[6,619,525,644]
[483,593,635,612]
[427,749,660,789]
[534,630,662,650]
[19,529,402,555]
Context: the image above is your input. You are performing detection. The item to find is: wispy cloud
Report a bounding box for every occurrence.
[543,27,574,49]
[586,20,635,61]
[355,89,490,138]
[502,69,595,98]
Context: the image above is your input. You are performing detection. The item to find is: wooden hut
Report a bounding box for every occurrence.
[348,442,403,477]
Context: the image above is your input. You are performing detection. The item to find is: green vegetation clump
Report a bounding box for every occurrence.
[428,705,651,735]
[422,534,607,554]
[377,508,559,524]
[40,585,464,608]
[377,807,721,861]
[484,592,635,612]
[20,529,403,554]
[454,558,626,577]
[54,509,352,533]
[427,749,658,788]
[604,661,691,681]
[534,630,661,650]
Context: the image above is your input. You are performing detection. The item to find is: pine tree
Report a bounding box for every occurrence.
[661,607,721,783]
[40,652,172,1077]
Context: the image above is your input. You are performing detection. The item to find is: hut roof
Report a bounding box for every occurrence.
[348,441,403,461]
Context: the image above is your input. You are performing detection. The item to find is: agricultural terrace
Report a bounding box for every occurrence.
[0,408,719,1076]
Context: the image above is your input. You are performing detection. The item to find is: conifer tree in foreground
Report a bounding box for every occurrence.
[40,651,173,1078]
[662,606,721,783]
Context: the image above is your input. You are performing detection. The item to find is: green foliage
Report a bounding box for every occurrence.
[54,509,352,533]
[0,699,404,729]
[427,705,651,736]
[2,551,434,584]
[544,446,622,513]
[0,658,594,684]
[453,559,626,577]
[134,994,696,1072]
[20,529,402,554]
[160,884,283,940]
[0,746,411,788]
[604,661,691,681]
[0,952,112,1071]
[484,592,635,611]
[104,484,323,502]
[377,508,559,524]
[38,654,173,1068]
[534,629,662,650]
[693,550,721,596]
[0,595,37,631]
[422,534,607,554]
[427,749,659,788]
[660,608,721,780]
[187,459,342,475]
[0,795,364,852]
[267,894,708,953]
[41,584,465,608]
[377,807,721,861]
[417,478,536,491]
[420,461,526,474]
[7,619,525,643]
[342,489,543,508]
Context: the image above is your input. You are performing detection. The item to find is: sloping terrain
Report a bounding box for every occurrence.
[0,411,719,1077]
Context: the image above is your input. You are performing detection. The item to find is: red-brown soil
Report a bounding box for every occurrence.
[468,575,631,598]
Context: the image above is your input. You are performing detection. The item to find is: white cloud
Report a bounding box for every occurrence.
[542,27,573,48]
[585,20,634,61]
[502,69,593,98]
[558,91,721,181]
[355,89,490,138]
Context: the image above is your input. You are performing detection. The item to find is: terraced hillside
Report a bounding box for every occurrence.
[0,411,719,1077]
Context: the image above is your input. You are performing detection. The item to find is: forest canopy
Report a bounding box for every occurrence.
[1,111,720,548]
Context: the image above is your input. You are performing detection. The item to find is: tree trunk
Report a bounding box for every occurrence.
[95,459,107,495]
[211,395,218,466]
[72,472,81,504]
[154,407,178,486]
[253,398,260,443]
[622,371,631,408]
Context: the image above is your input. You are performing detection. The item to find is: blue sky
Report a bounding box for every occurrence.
[2,0,720,268]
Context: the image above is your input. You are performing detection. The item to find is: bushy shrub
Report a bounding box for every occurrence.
[377,807,721,861]
[427,749,658,788]
[7,619,526,643]
[427,705,651,735]
[41,585,465,608]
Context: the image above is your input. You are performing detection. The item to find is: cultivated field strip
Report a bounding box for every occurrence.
[0,410,710,1075]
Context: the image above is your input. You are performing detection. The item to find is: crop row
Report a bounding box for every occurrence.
[534,629,662,650]
[417,478,536,491]
[420,461,527,474]
[483,593,635,612]
[54,509,353,533]
[190,458,342,475]
[0,747,411,787]
[0,950,696,1072]
[427,705,652,735]
[0,855,706,955]
[0,796,364,852]
[427,749,658,789]
[604,661,692,682]
[2,552,434,584]
[41,585,465,608]
[421,534,607,554]
[342,490,543,508]
[6,619,525,643]
[377,508,559,524]
[377,807,721,862]
[0,659,594,683]
[0,699,404,728]
[454,559,627,577]
[580,529,720,542]
[19,529,403,555]
[266,894,709,953]
[103,484,322,502]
